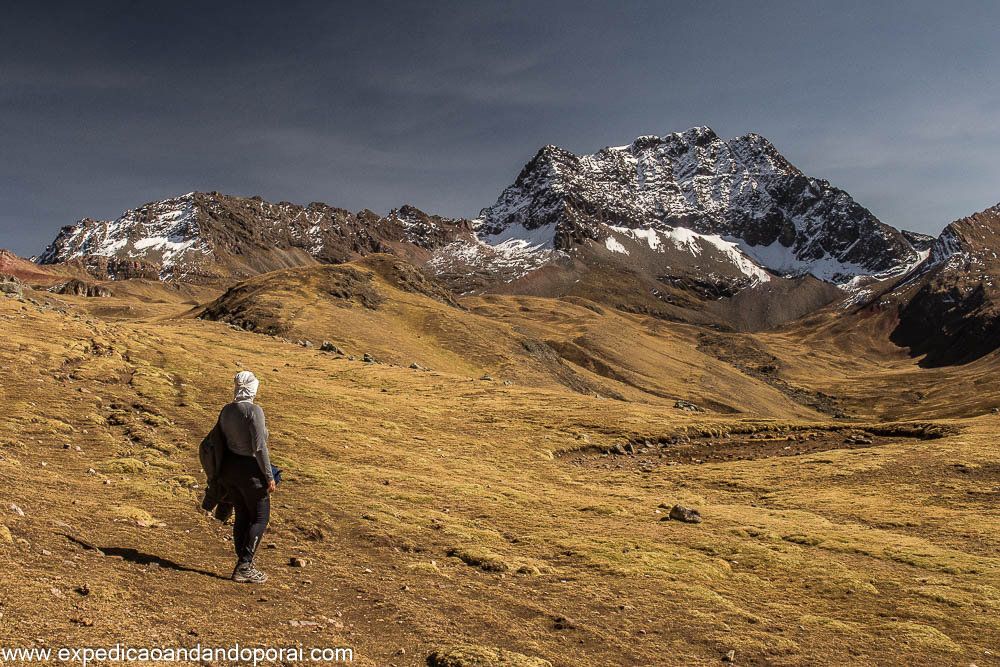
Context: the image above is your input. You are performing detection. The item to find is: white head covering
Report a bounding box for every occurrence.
[234,370,259,402]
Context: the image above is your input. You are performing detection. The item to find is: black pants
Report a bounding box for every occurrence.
[219,454,270,564]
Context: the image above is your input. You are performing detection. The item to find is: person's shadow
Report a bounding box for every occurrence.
[61,534,230,580]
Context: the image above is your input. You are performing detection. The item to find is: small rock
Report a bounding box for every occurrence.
[0,525,13,544]
[479,375,494,381]
[409,363,424,370]
[362,567,373,574]
[320,341,343,354]
[348,355,356,361]
[86,468,97,475]
[63,444,71,449]
[70,617,94,627]
[49,588,64,598]
[668,504,703,524]
[9,504,24,517]
[362,353,378,363]
[103,479,112,486]
[724,649,736,662]
[673,399,704,412]
[75,584,91,596]
[503,380,513,386]
[290,557,308,567]
[553,615,576,630]
[40,549,52,556]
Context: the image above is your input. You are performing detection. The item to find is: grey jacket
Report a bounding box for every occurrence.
[219,400,273,482]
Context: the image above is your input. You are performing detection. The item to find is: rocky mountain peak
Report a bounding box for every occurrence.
[476,127,920,283]
[924,202,1000,268]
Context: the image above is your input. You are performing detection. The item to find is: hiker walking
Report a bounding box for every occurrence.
[217,370,275,583]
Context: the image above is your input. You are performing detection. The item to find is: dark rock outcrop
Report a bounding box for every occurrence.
[0,274,24,298]
[53,279,111,298]
[890,203,1000,366]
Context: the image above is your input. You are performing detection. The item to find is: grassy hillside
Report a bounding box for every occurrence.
[191,257,829,420]
[1,261,999,666]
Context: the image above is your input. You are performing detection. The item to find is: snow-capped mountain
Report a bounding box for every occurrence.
[35,127,950,315]
[37,192,469,281]
[38,194,208,279]
[475,126,921,284]
[25,128,1000,362]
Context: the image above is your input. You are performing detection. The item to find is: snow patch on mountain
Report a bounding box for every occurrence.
[699,235,772,284]
[481,222,555,251]
[604,236,629,255]
[609,225,771,284]
[426,231,565,288]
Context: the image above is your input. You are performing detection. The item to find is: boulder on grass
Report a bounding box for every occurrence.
[667,504,702,523]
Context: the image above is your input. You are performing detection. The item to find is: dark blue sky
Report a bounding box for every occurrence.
[3,1,999,256]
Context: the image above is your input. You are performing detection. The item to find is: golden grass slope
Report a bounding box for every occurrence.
[761,300,1000,420]
[190,256,828,420]
[0,264,999,665]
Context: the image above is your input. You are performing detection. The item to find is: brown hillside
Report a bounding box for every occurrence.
[2,260,1000,665]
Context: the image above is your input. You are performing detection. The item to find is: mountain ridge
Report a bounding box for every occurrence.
[29,127,1000,349]
[36,127,931,288]
[36,192,472,283]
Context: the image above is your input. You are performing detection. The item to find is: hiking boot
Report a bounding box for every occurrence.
[232,562,268,584]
